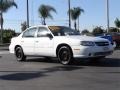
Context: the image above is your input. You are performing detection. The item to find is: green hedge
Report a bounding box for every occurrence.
[1,29,16,43]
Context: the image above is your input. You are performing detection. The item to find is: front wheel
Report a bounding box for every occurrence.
[58,46,73,65]
[15,47,26,61]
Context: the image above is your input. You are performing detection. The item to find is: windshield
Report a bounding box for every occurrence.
[48,26,80,36]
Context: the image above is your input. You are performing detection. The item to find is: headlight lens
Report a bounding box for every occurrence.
[80,41,95,46]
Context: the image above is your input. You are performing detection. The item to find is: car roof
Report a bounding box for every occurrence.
[28,25,48,29]
[27,25,65,29]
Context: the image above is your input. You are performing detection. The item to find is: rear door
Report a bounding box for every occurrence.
[21,27,37,55]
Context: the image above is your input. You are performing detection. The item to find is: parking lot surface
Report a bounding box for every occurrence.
[0,50,120,90]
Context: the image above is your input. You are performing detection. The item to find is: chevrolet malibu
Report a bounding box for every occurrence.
[9,25,114,65]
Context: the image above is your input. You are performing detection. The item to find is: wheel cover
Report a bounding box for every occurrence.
[16,49,22,58]
[59,49,71,64]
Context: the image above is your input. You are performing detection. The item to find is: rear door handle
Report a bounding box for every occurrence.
[21,41,24,42]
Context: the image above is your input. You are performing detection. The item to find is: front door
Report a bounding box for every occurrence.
[35,27,54,56]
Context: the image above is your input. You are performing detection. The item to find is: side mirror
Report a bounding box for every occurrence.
[47,34,53,39]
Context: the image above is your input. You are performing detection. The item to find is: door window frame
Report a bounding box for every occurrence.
[22,27,37,38]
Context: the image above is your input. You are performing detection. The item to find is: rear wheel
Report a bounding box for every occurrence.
[58,46,73,65]
[15,47,26,61]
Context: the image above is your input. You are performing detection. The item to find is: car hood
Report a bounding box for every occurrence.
[66,35,109,42]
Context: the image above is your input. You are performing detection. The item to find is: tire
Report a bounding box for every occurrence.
[15,47,26,61]
[57,46,73,65]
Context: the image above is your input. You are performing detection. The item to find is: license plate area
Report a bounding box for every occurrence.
[94,51,112,56]
[103,46,109,51]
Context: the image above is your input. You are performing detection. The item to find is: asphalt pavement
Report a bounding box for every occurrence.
[0,44,9,51]
[0,47,120,90]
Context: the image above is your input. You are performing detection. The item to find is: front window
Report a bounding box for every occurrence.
[48,26,80,36]
[37,27,51,37]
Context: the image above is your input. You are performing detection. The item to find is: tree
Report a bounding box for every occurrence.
[108,27,119,33]
[1,28,16,43]
[38,4,56,25]
[0,0,17,43]
[69,7,84,30]
[81,29,89,35]
[21,21,27,32]
[92,26,105,36]
[114,18,120,30]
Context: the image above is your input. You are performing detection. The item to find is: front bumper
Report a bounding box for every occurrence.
[72,45,113,58]
[9,44,15,54]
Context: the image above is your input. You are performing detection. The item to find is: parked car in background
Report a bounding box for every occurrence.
[9,25,114,65]
[96,34,116,48]
[108,33,120,47]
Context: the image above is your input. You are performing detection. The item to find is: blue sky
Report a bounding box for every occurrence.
[3,0,120,32]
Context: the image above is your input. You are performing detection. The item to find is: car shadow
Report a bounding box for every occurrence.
[25,57,60,64]
[26,57,120,67]
[72,58,120,67]
[0,71,46,81]
[0,57,119,81]
[0,61,83,81]
[115,47,120,50]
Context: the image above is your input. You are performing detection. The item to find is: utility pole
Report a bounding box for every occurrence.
[68,0,71,28]
[0,0,3,44]
[31,0,34,26]
[78,16,79,31]
[106,0,110,33]
[27,0,29,28]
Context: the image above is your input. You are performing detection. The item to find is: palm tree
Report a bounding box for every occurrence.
[0,0,17,43]
[114,18,120,32]
[81,29,89,35]
[69,7,84,30]
[38,4,57,25]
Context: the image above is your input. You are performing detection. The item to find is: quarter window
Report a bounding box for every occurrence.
[22,28,37,37]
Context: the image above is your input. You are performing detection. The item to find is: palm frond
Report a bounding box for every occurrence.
[114,18,120,28]
[69,7,84,21]
[0,0,17,12]
[46,5,57,13]
[38,4,57,24]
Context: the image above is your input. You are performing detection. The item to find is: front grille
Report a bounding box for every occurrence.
[95,42,109,46]
[94,51,113,56]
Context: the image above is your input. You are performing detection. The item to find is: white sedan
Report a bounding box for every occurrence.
[9,25,114,65]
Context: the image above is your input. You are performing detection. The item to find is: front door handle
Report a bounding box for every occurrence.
[35,41,39,43]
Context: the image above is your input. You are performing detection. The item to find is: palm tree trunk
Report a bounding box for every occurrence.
[43,18,46,25]
[0,12,3,44]
[74,21,77,30]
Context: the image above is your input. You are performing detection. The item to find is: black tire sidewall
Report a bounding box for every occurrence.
[58,46,72,65]
[15,47,25,61]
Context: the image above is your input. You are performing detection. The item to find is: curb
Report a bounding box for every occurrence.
[0,43,9,47]
[0,47,9,51]
[0,44,9,51]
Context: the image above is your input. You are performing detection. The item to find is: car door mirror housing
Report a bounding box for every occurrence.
[47,34,53,39]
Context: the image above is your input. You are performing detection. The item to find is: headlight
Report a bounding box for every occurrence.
[80,41,95,46]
